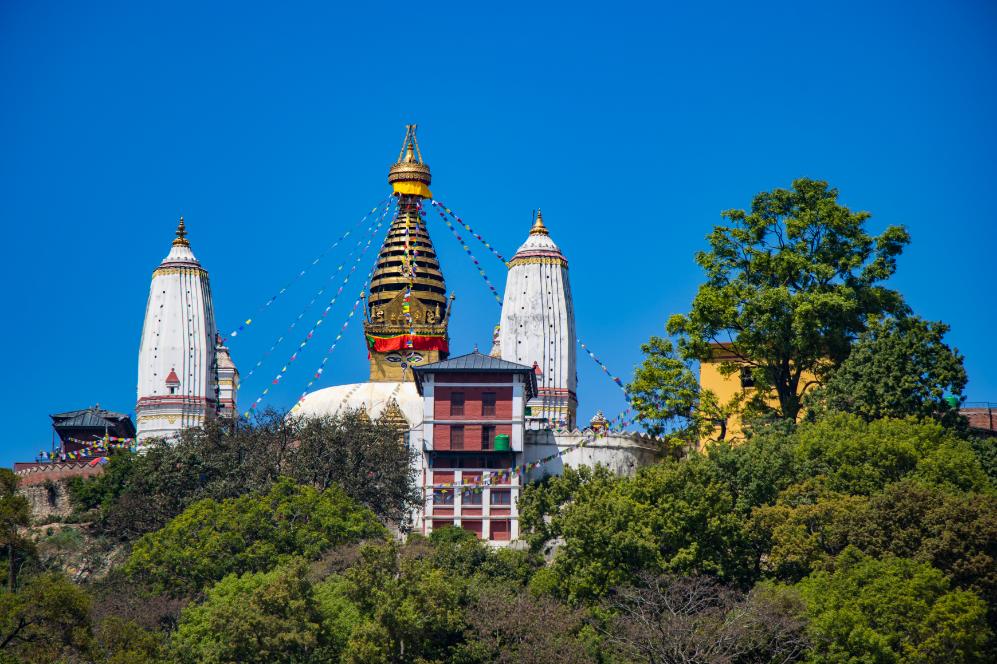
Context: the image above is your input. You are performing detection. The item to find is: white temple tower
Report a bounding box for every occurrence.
[497,210,577,429]
[136,218,238,441]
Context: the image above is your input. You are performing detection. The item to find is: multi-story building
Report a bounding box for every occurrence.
[412,352,536,542]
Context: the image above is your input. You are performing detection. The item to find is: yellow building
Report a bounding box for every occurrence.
[698,342,818,444]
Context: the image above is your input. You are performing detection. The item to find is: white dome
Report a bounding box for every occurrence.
[293,381,423,428]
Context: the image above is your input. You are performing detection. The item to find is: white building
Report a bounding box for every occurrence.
[136,218,239,441]
[495,210,577,429]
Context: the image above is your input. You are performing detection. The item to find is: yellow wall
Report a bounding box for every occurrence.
[698,357,750,443]
[698,347,817,445]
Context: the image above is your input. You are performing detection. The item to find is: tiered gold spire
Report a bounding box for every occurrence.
[364,126,452,381]
[172,216,190,247]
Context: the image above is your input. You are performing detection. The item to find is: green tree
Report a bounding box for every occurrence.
[538,457,756,603]
[798,547,991,663]
[808,315,967,427]
[628,336,742,442]
[793,413,990,495]
[518,465,618,552]
[93,616,164,664]
[127,479,384,594]
[0,572,92,662]
[0,471,30,593]
[66,450,138,515]
[753,480,997,615]
[667,178,910,422]
[170,562,328,664]
[337,542,467,663]
[284,410,419,523]
[703,421,802,515]
[81,409,417,541]
[750,480,868,583]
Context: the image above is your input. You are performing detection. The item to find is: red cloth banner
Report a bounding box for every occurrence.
[367,334,449,353]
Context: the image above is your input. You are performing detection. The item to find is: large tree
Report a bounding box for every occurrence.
[627,336,741,442]
[807,315,967,427]
[666,178,911,422]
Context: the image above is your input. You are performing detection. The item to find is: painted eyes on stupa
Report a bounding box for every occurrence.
[385,352,424,365]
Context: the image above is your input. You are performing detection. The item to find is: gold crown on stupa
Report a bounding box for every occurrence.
[388,125,432,198]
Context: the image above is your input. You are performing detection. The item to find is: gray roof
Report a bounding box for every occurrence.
[417,351,533,373]
[50,406,136,434]
[413,352,538,397]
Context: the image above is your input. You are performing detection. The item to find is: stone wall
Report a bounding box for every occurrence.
[13,462,105,522]
[20,480,72,521]
[523,429,667,481]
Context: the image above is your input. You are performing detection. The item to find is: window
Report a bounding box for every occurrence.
[739,367,755,389]
[489,520,510,541]
[490,489,511,506]
[433,489,454,505]
[450,425,464,450]
[462,488,482,505]
[482,392,497,416]
[450,392,465,416]
[481,425,495,450]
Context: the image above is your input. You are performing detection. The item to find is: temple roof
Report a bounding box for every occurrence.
[50,406,136,437]
[509,209,567,266]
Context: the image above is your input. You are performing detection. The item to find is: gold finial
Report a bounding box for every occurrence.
[173,216,190,247]
[529,208,549,236]
[389,125,432,197]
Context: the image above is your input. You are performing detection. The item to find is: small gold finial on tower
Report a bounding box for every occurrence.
[173,216,190,247]
[530,208,549,236]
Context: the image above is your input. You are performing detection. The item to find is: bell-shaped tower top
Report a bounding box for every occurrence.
[365,127,452,381]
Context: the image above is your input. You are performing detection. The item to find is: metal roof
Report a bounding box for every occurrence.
[413,352,537,397]
[50,406,136,435]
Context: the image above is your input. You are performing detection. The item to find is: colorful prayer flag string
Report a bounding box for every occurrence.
[578,338,628,393]
[242,200,396,381]
[242,210,394,417]
[225,197,391,341]
[287,289,368,413]
[285,237,386,413]
[430,200,507,263]
[426,202,503,305]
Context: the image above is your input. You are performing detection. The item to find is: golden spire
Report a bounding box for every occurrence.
[388,125,432,198]
[529,208,549,236]
[173,216,190,247]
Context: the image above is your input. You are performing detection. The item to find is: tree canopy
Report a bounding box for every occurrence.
[666,178,910,421]
[807,315,967,426]
[126,479,384,594]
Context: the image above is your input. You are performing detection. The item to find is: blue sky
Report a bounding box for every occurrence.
[2,1,995,465]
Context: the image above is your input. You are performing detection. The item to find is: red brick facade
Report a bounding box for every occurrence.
[433,386,514,451]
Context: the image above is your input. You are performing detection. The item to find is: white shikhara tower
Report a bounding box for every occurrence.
[497,211,577,429]
[136,219,238,442]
